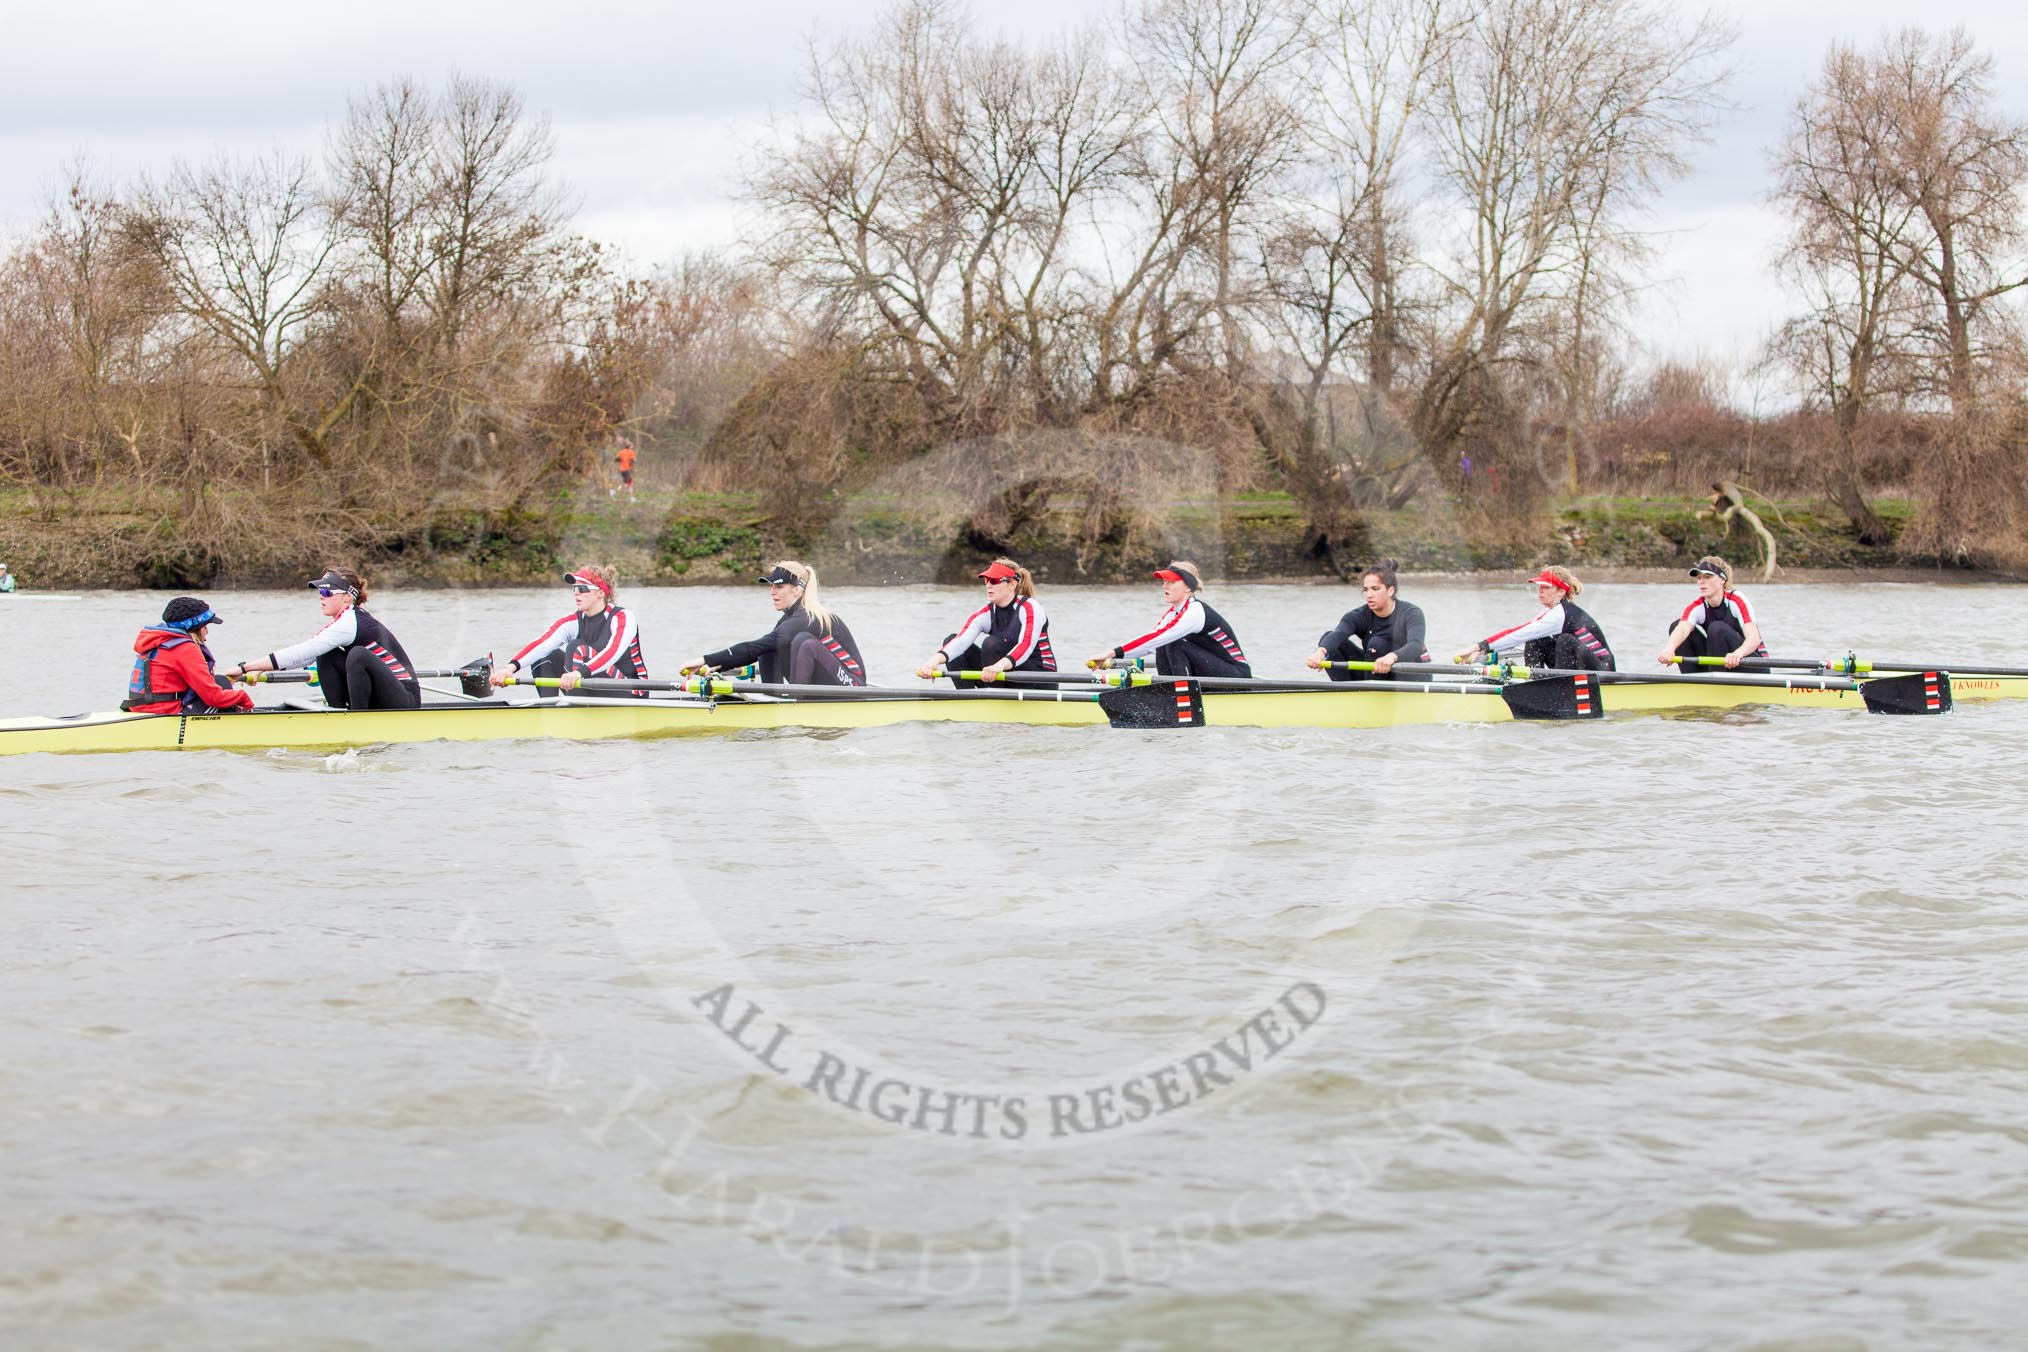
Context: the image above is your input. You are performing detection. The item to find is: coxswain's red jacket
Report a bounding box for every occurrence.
[127,627,254,714]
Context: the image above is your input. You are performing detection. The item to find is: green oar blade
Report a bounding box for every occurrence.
[1859,671,1952,715]
[1500,673,1605,721]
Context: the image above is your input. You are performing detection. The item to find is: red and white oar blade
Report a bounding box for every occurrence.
[1500,673,1605,721]
[1098,679,1205,729]
[1860,671,1952,715]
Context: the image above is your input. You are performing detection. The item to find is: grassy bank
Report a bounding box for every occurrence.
[0,481,1973,591]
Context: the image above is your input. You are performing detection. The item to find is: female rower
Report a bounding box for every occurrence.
[490,565,649,698]
[1086,562,1251,678]
[123,596,255,714]
[1658,556,1767,669]
[915,558,1056,687]
[1305,558,1429,681]
[221,567,421,710]
[1453,566,1615,671]
[676,561,869,686]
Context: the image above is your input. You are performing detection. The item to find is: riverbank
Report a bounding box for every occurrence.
[0,483,2008,590]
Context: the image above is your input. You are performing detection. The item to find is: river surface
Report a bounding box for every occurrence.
[3,579,2026,1350]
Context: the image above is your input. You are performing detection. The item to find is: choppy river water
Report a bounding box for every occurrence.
[4,578,2027,1350]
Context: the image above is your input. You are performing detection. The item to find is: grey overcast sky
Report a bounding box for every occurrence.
[4,0,2026,378]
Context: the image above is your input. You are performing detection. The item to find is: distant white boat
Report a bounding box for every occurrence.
[0,593,80,602]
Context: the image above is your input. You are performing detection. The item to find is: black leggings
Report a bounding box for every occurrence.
[788,632,865,686]
[316,648,421,710]
[1525,634,1614,672]
[1154,644,1251,680]
[1671,616,1742,660]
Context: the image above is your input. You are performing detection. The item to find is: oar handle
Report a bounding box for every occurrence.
[1319,659,1502,679]
[1666,655,1825,672]
[935,669,1104,685]
[241,666,474,684]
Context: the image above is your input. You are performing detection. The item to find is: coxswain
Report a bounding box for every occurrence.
[915,558,1056,687]
[0,563,14,593]
[1454,566,1615,671]
[1305,558,1430,680]
[676,561,869,686]
[123,596,255,714]
[1086,562,1251,678]
[220,567,422,710]
[1658,555,1767,669]
[490,566,649,698]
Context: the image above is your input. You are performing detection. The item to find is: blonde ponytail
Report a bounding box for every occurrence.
[775,559,835,636]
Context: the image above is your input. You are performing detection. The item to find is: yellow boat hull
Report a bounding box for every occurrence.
[2,673,2021,755]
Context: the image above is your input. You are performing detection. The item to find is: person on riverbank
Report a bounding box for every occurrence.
[1306,558,1430,681]
[491,566,649,699]
[677,562,869,686]
[1455,567,1615,671]
[0,563,14,593]
[123,596,255,714]
[916,558,1057,687]
[1657,556,1767,669]
[612,440,637,500]
[1087,562,1252,679]
[221,568,421,710]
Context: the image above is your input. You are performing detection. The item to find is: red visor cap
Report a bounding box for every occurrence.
[1152,566,1201,590]
[978,562,1021,583]
[1526,570,1571,593]
[563,567,615,599]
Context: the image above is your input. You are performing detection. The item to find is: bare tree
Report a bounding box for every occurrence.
[125,150,350,472]
[1123,0,1312,378]
[1299,0,1455,392]
[426,75,569,361]
[1414,0,1732,505]
[1769,40,1927,545]
[1249,0,1455,551]
[1864,29,2028,561]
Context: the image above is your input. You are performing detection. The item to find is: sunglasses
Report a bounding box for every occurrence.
[572,583,597,594]
[316,587,345,598]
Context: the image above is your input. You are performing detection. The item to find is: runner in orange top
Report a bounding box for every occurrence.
[612,441,637,499]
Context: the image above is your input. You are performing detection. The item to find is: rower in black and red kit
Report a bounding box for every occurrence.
[123,596,255,714]
[1454,566,1615,671]
[915,557,1056,687]
[677,561,869,686]
[490,565,649,698]
[221,567,421,710]
[1657,555,1768,669]
[1087,561,1252,679]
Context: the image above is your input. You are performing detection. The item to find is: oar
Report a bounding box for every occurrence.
[1505,664,1950,715]
[1321,658,1946,716]
[1675,654,2028,678]
[503,674,1113,705]
[1664,655,1827,672]
[942,667,1584,721]
[241,659,495,698]
[240,667,477,683]
[938,668,1508,696]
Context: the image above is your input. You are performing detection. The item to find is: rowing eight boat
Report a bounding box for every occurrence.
[1,670,2021,756]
